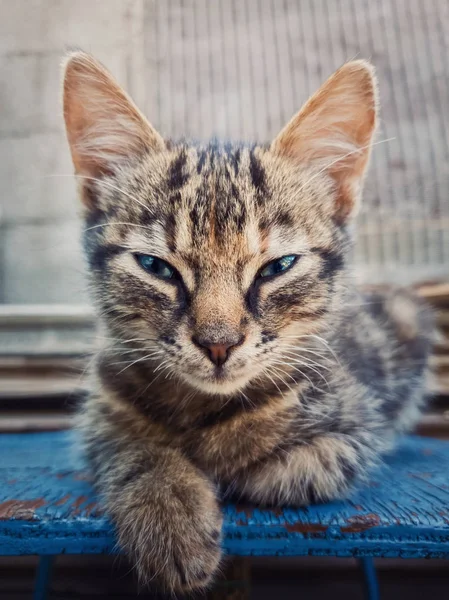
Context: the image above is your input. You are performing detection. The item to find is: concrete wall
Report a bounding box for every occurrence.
[0,0,145,303]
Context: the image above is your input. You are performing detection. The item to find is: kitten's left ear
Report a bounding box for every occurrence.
[271,60,378,223]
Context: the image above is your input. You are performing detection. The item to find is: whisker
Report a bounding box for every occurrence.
[138,367,171,395]
[270,359,315,388]
[154,358,173,373]
[278,345,333,364]
[109,352,164,367]
[282,334,341,365]
[268,361,299,384]
[96,337,153,343]
[83,222,154,234]
[115,352,163,374]
[237,390,256,410]
[268,365,296,395]
[108,347,162,357]
[261,367,284,397]
[276,357,330,388]
[278,352,333,372]
[302,137,395,189]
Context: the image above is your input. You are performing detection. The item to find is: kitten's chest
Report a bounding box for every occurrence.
[180,393,299,480]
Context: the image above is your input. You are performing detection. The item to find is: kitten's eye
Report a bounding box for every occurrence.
[135,254,176,280]
[258,255,298,279]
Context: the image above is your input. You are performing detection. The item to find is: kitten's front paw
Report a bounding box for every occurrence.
[156,509,222,593]
[115,474,223,593]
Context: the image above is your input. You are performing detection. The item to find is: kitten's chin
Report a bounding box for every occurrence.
[181,371,252,396]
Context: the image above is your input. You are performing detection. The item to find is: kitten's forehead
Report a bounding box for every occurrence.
[117,141,334,263]
[163,144,308,255]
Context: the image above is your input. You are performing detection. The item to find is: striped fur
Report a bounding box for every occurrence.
[63,53,433,593]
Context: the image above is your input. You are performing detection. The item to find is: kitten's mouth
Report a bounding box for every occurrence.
[199,366,237,385]
[181,365,252,395]
[212,366,227,380]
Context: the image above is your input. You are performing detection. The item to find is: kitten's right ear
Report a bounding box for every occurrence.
[62,51,164,198]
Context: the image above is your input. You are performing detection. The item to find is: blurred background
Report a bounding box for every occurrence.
[0,0,448,304]
[0,1,448,598]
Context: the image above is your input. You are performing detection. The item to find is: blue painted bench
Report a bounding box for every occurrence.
[1,431,449,599]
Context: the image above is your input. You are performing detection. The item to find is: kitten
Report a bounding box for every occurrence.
[63,52,433,593]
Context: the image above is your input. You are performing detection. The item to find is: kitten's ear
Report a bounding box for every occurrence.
[62,51,164,186]
[271,60,378,222]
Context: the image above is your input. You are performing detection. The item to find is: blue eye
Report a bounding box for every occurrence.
[136,255,176,280]
[258,255,298,279]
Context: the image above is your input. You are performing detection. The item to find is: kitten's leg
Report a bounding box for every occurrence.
[233,433,379,506]
[78,394,223,593]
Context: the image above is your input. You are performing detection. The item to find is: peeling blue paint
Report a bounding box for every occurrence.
[1,432,449,558]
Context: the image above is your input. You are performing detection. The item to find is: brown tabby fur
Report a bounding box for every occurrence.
[62,52,433,593]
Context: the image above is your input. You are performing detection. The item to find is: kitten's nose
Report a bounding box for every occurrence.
[192,336,245,367]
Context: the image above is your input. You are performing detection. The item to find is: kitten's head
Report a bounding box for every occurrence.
[63,53,377,395]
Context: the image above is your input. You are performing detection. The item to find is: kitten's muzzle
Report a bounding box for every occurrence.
[192,334,245,367]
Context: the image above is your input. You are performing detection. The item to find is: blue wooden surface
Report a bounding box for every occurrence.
[1,431,449,558]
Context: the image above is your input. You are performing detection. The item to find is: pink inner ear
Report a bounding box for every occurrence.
[271,61,378,223]
[63,52,164,187]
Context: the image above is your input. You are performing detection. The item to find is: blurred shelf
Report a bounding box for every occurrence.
[0,411,72,433]
[0,304,95,357]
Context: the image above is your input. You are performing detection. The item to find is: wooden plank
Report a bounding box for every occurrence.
[0,306,94,358]
[1,431,449,558]
[0,356,88,399]
[0,305,93,326]
[430,355,449,370]
[0,376,85,398]
[416,283,449,304]
[0,413,71,433]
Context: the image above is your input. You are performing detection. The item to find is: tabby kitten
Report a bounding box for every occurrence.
[63,52,432,593]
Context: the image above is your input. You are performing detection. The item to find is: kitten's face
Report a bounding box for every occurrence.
[84,144,347,394]
[63,53,377,396]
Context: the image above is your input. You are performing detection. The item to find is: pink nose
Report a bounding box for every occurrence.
[192,336,244,367]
